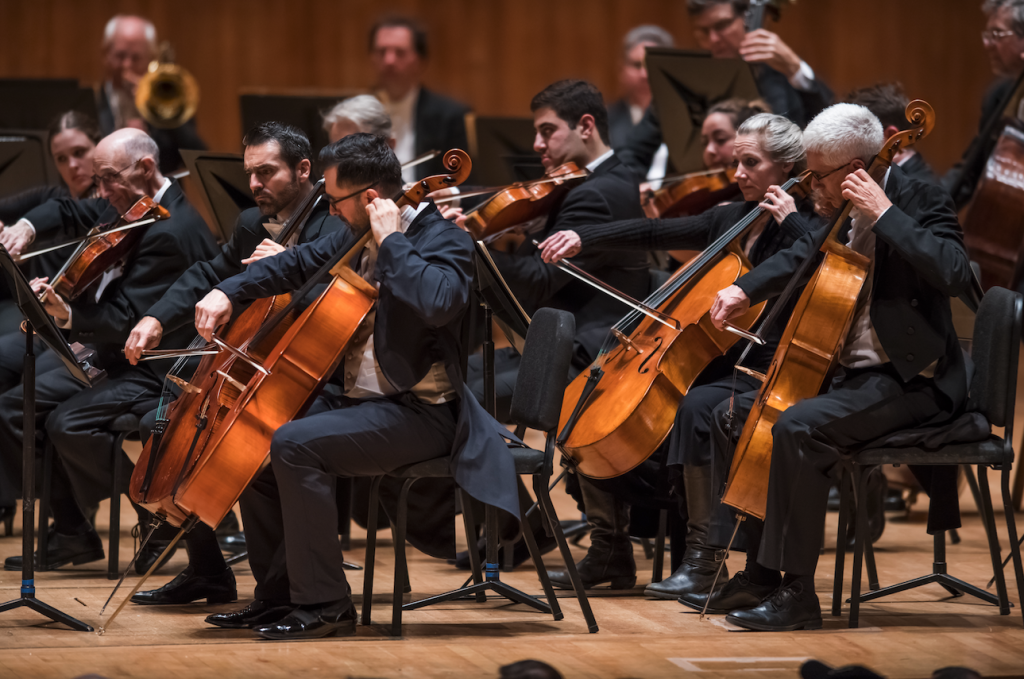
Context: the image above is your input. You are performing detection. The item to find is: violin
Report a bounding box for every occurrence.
[642,168,739,220]
[555,174,810,479]
[462,162,588,245]
[46,196,169,301]
[128,150,472,532]
[720,100,935,520]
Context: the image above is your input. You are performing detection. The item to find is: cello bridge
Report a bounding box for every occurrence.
[611,328,643,354]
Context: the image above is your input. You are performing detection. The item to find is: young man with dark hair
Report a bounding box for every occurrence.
[120,122,347,604]
[190,133,518,639]
[619,0,833,174]
[369,15,470,181]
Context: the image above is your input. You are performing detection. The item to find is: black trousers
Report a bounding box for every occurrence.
[711,365,949,576]
[249,391,457,605]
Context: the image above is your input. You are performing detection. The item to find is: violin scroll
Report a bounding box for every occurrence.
[879,99,935,164]
[397,149,472,208]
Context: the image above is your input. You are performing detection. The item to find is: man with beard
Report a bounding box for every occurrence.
[114,122,345,601]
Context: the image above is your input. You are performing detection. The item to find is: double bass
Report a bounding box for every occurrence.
[720,100,936,520]
[556,174,810,479]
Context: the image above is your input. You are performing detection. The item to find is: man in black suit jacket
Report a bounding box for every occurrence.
[191,133,518,639]
[704,104,971,632]
[96,15,206,174]
[618,0,833,175]
[0,129,219,572]
[477,80,649,423]
[944,0,1024,208]
[369,16,470,181]
[115,122,346,601]
[607,25,675,151]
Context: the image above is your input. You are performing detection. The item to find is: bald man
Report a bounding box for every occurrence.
[0,128,218,572]
[97,14,206,173]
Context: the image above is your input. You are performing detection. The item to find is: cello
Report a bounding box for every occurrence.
[556,174,810,479]
[102,150,471,630]
[720,100,936,521]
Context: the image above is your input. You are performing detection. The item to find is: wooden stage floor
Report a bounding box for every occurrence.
[0,473,1022,679]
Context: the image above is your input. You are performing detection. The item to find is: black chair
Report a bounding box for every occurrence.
[360,308,598,636]
[39,403,157,580]
[834,287,1024,628]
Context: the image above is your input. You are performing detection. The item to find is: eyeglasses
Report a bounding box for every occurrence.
[809,161,852,183]
[326,183,376,208]
[982,28,1019,43]
[91,159,140,187]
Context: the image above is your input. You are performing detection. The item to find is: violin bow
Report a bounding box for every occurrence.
[14,217,163,262]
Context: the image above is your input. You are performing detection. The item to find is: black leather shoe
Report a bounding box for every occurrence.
[677,571,777,614]
[4,527,103,571]
[131,566,237,605]
[218,532,246,554]
[726,581,823,631]
[547,539,635,590]
[645,547,727,599]
[254,600,357,641]
[205,600,293,629]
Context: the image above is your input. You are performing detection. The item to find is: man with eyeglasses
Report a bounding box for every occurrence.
[696,103,969,631]
[944,0,1024,208]
[619,0,833,175]
[0,128,219,573]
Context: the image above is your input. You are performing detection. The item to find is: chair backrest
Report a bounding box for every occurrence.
[967,286,1022,428]
[509,307,576,432]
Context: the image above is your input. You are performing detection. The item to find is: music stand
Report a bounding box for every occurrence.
[465,115,544,185]
[403,241,547,613]
[0,80,98,131]
[179,150,255,243]
[0,130,61,195]
[644,48,761,175]
[0,245,103,632]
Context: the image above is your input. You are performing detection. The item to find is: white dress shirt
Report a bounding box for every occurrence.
[382,88,420,184]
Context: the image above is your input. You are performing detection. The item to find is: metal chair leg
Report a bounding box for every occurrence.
[391,478,416,637]
[849,465,871,628]
[1000,464,1024,627]
[459,490,486,602]
[535,476,598,633]
[108,433,127,580]
[978,466,1011,615]
[360,476,383,626]
[518,490,562,621]
[832,467,852,617]
[651,509,667,583]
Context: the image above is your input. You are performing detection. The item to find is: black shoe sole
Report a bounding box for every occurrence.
[133,592,238,606]
[725,613,823,631]
[4,548,105,572]
[256,621,356,640]
[550,575,636,591]
[676,597,744,615]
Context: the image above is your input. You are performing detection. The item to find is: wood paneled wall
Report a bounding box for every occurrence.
[0,0,990,171]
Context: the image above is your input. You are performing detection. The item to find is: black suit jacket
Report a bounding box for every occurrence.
[214,203,519,520]
[145,199,345,334]
[943,77,1016,209]
[618,66,834,175]
[488,155,651,369]
[413,88,471,181]
[97,85,207,174]
[899,152,941,188]
[607,98,638,152]
[20,180,220,377]
[736,165,972,410]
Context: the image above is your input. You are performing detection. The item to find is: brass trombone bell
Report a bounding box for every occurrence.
[135,58,199,130]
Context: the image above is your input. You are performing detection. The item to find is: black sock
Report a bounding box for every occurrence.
[740,519,781,587]
[782,572,814,592]
[185,523,227,576]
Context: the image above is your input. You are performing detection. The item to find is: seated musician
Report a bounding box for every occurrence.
[115,122,346,601]
[847,83,941,187]
[322,94,395,146]
[538,113,816,595]
[701,103,970,631]
[620,0,834,175]
[188,133,518,639]
[944,0,1024,208]
[0,128,219,571]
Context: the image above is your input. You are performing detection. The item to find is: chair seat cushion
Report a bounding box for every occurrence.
[856,436,1010,467]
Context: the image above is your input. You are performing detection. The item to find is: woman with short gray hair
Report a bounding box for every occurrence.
[322,95,394,144]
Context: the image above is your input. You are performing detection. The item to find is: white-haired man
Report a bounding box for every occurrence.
[698,103,971,631]
[98,14,206,172]
[0,128,219,573]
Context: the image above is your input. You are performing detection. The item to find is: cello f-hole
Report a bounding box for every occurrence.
[637,336,664,374]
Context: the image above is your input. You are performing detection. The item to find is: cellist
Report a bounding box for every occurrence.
[189,133,519,640]
[538,113,818,597]
[701,103,970,631]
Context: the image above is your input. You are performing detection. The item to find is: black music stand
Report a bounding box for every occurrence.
[0,79,97,131]
[0,245,103,632]
[179,150,255,243]
[465,115,544,185]
[644,48,761,175]
[0,129,61,194]
[403,242,545,613]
